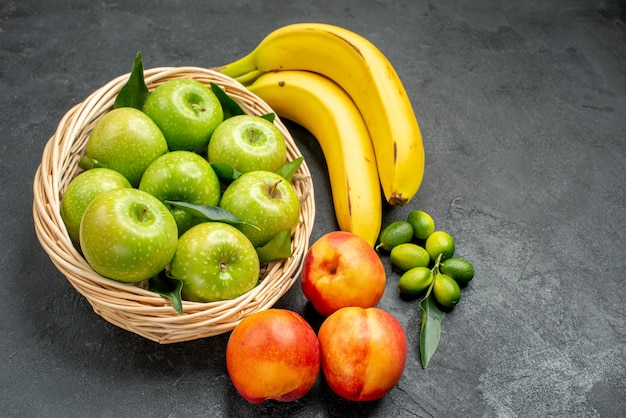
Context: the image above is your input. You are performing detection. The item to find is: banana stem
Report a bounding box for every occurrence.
[234,70,264,86]
[219,53,259,78]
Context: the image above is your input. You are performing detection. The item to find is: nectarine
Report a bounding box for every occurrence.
[301,231,386,316]
[318,307,407,401]
[226,309,320,404]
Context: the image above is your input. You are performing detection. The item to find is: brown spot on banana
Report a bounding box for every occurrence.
[346,177,352,217]
[389,193,408,206]
[393,141,397,163]
[327,30,364,58]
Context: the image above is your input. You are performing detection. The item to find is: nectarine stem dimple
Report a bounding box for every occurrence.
[321,255,340,277]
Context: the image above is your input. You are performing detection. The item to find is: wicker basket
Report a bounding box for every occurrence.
[32,67,315,344]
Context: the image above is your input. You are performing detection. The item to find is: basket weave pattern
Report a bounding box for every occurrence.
[32,67,315,344]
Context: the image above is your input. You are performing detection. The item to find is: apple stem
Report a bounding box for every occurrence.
[138,205,148,222]
[269,180,282,198]
[191,103,206,113]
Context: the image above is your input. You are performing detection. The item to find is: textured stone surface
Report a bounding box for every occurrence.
[1,0,624,416]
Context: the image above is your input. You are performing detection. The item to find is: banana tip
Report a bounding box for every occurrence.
[388,194,409,206]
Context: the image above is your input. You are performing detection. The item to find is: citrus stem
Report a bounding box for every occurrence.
[423,253,443,299]
[433,253,443,271]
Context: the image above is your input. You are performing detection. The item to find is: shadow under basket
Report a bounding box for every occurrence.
[32,66,315,344]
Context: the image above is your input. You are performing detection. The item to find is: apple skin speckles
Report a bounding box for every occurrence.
[79,188,178,283]
[85,107,168,187]
[143,78,224,153]
[219,171,300,248]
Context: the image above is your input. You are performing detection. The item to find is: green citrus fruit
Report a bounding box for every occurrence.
[390,243,431,271]
[398,267,433,297]
[440,257,474,286]
[432,273,461,308]
[425,230,455,262]
[407,210,435,240]
[376,220,414,252]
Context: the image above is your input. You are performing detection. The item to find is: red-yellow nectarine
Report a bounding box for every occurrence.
[226,309,320,404]
[301,231,386,316]
[318,306,407,402]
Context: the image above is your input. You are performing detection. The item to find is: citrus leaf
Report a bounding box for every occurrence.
[149,271,184,314]
[210,161,242,181]
[260,113,276,123]
[419,294,445,368]
[114,51,149,110]
[275,156,304,182]
[419,253,446,368]
[210,82,245,119]
[256,228,292,263]
[165,201,260,230]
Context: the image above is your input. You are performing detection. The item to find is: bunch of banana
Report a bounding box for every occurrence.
[246,70,382,246]
[218,23,425,246]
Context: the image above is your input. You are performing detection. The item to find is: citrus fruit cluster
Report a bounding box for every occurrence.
[376,210,474,309]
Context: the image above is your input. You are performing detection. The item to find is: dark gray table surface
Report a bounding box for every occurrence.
[2,0,625,417]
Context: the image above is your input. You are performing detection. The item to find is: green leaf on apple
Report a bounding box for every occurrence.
[166,200,260,230]
[210,161,242,181]
[149,271,184,314]
[256,228,292,263]
[260,113,275,123]
[114,51,149,110]
[275,156,304,182]
[210,82,245,119]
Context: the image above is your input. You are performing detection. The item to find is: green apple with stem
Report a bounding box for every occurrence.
[138,150,221,236]
[80,188,178,283]
[169,222,260,302]
[143,78,224,153]
[80,107,168,187]
[208,115,287,174]
[219,171,300,248]
[61,168,132,247]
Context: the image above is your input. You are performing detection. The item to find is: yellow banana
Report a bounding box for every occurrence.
[220,23,424,206]
[247,70,382,246]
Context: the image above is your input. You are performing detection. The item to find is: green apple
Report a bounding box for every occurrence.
[83,107,168,187]
[138,150,221,236]
[61,168,132,247]
[208,115,287,174]
[143,78,224,153]
[219,171,300,248]
[169,222,260,302]
[80,188,178,283]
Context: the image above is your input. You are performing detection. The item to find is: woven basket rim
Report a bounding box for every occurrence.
[32,66,315,344]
